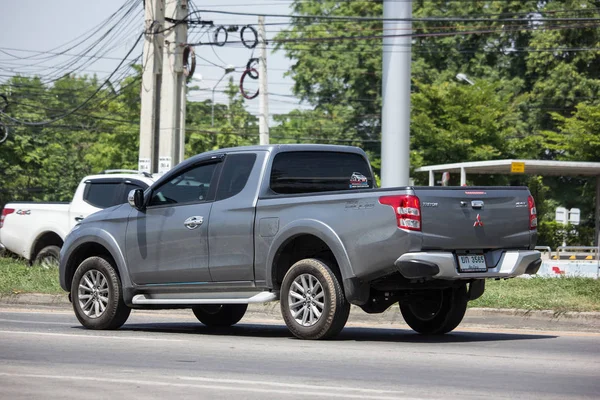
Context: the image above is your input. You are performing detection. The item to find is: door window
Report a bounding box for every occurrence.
[216,153,257,201]
[149,162,219,207]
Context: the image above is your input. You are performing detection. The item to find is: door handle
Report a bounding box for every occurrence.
[74,216,84,222]
[184,216,204,230]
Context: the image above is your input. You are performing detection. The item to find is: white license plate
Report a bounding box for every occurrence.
[458,254,487,272]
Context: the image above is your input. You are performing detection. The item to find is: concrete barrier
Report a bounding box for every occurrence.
[535,260,599,279]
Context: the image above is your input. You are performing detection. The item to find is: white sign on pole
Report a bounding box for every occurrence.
[569,208,581,225]
[159,157,172,174]
[555,207,567,225]
[138,158,151,174]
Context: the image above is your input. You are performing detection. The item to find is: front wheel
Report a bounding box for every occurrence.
[280,258,350,340]
[192,304,248,327]
[399,285,468,335]
[71,256,131,330]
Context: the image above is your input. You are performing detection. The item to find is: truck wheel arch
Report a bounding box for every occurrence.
[31,231,63,262]
[267,221,354,291]
[62,233,132,302]
[63,242,118,290]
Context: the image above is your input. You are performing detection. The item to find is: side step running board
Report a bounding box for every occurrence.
[131,291,278,305]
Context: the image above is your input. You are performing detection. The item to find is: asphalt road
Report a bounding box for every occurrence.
[0,307,598,399]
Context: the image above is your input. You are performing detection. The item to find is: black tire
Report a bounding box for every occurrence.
[33,245,61,268]
[280,258,350,340]
[71,256,131,330]
[192,304,248,327]
[400,285,468,335]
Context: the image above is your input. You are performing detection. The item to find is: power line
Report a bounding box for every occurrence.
[189,21,600,47]
[191,9,600,23]
[0,33,144,127]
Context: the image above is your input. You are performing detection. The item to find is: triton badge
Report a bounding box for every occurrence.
[473,214,484,227]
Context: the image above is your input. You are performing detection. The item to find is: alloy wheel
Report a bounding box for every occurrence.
[78,269,109,318]
[288,273,325,327]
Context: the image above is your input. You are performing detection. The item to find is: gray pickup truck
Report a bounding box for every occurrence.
[59,144,541,340]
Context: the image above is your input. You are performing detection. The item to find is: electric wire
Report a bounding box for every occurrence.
[0,33,144,127]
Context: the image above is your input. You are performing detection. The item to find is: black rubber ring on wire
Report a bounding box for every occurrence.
[246,58,259,79]
[0,122,8,144]
[241,25,258,49]
[240,68,259,100]
[213,26,228,46]
[183,45,196,83]
[0,94,7,112]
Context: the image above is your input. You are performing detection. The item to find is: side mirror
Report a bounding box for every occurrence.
[128,189,145,210]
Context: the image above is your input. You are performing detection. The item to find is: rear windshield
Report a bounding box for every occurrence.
[270,151,374,195]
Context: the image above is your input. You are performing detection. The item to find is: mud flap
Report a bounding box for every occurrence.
[468,279,485,300]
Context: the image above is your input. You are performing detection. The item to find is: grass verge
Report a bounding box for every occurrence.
[0,256,63,295]
[470,277,600,312]
[1,256,599,312]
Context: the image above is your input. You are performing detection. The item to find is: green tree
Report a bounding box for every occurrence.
[186,78,257,155]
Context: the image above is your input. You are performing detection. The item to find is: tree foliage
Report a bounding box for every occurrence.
[2,1,600,246]
[274,0,600,243]
[0,74,256,208]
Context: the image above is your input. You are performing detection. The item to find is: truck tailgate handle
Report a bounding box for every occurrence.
[184,216,204,230]
[471,200,484,209]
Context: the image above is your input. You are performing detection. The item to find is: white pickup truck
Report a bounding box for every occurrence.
[0,171,155,266]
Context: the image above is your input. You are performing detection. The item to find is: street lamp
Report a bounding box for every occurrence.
[212,65,235,127]
[456,73,475,86]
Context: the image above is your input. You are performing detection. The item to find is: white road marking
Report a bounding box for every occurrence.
[0,372,418,400]
[179,375,404,394]
[0,318,71,325]
[0,330,184,342]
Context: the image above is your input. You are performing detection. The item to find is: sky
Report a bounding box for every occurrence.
[0,0,310,117]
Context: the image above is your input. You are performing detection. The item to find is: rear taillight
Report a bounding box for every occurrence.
[379,195,421,231]
[0,208,15,229]
[528,195,537,230]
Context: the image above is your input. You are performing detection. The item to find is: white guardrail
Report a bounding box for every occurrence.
[534,246,599,279]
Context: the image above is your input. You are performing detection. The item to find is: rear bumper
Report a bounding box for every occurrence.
[0,242,5,252]
[395,250,541,280]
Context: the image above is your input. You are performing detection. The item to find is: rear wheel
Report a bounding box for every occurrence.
[71,256,131,330]
[280,258,350,340]
[399,285,468,335]
[192,304,248,327]
[34,245,60,269]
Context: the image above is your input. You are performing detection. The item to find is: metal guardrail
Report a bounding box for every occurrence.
[535,246,552,254]
[553,246,599,261]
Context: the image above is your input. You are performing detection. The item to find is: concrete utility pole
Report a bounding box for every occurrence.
[596,176,600,246]
[138,0,165,174]
[381,0,412,187]
[157,0,188,174]
[258,15,270,145]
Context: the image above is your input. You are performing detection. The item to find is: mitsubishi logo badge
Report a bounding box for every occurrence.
[473,214,484,227]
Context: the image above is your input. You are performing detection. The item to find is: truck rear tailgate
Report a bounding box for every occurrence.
[413,187,534,250]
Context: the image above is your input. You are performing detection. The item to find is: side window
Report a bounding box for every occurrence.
[149,162,218,207]
[270,151,374,195]
[84,182,122,208]
[216,153,257,201]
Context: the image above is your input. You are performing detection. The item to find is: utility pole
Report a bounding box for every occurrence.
[157,0,188,174]
[138,0,164,174]
[258,15,270,145]
[381,0,412,187]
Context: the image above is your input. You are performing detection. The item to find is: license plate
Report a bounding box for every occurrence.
[458,254,487,272]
